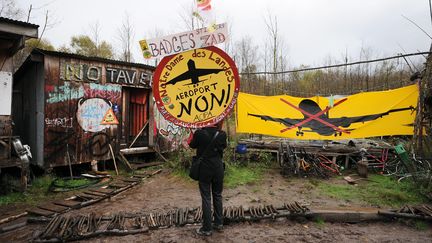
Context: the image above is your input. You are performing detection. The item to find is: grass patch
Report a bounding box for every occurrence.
[107,169,132,177]
[52,178,90,188]
[224,164,265,188]
[172,168,195,182]
[317,174,426,207]
[172,164,266,188]
[315,217,325,227]
[414,220,429,231]
[0,175,54,206]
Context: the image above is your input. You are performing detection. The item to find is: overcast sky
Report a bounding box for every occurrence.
[16,0,431,67]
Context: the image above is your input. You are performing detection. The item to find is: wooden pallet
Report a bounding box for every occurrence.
[26,171,162,218]
[37,203,69,213]
[27,208,56,217]
[52,200,81,208]
[88,188,115,194]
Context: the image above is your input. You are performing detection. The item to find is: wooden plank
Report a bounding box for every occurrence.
[27,208,55,217]
[131,161,163,170]
[121,178,141,183]
[53,199,81,208]
[109,183,129,188]
[38,203,69,213]
[76,193,101,200]
[83,191,108,197]
[309,208,380,223]
[117,152,133,171]
[88,188,115,194]
[0,22,38,38]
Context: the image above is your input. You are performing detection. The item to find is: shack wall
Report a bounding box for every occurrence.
[12,61,45,167]
[42,54,153,168]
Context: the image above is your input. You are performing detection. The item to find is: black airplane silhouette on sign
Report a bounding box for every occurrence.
[248,98,415,136]
[164,59,224,86]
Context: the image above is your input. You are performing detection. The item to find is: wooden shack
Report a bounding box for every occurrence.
[13,49,156,169]
[0,17,38,171]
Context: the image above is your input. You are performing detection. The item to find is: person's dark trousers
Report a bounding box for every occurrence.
[199,179,223,231]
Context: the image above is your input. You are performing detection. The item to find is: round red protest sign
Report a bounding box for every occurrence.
[153,46,240,128]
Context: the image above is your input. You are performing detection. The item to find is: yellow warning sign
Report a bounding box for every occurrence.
[101,108,119,125]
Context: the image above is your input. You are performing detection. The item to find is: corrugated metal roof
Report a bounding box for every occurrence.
[0,16,39,28]
[33,48,156,70]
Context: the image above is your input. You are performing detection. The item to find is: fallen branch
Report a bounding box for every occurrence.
[0,212,27,225]
[33,228,149,242]
[0,221,27,233]
[378,210,432,221]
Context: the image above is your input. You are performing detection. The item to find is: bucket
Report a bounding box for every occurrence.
[235,143,247,154]
[91,160,98,172]
[357,159,368,178]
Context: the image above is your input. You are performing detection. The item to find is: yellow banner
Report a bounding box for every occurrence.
[236,84,418,140]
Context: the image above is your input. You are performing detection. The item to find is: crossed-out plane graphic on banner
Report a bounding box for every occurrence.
[153,46,240,128]
[237,84,418,140]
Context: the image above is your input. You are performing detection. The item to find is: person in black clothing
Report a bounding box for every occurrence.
[189,121,227,236]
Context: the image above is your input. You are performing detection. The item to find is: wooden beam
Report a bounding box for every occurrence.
[0,22,38,38]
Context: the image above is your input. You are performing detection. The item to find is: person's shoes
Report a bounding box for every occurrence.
[213,224,223,232]
[196,228,212,236]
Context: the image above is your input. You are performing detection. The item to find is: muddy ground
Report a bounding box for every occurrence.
[1,168,431,242]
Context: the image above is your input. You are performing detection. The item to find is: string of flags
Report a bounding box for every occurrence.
[197,0,212,11]
[194,0,216,32]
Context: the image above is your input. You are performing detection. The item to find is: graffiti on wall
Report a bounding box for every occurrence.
[46,82,84,104]
[76,98,111,132]
[154,102,192,151]
[44,129,76,163]
[87,131,111,157]
[159,124,185,137]
[45,81,122,164]
[45,117,73,128]
[84,83,122,101]
[44,58,154,166]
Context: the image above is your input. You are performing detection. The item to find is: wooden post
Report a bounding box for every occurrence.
[109,144,118,176]
[128,121,148,148]
[414,44,432,154]
[225,116,230,145]
[66,144,73,180]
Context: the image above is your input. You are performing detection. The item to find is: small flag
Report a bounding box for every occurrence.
[197,0,212,11]
[195,0,216,32]
[139,40,152,59]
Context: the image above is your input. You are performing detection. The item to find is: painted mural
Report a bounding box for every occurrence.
[76,98,111,132]
[43,56,152,167]
[154,101,192,151]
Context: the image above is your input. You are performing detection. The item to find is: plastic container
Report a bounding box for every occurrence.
[235,143,248,154]
[394,144,406,155]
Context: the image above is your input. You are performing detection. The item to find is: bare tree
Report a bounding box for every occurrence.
[222,16,234,57]
[234,36,260,93]
[89,21,101,57]
[178,1,202,31]
[264,11,279,86]
[263,10,289,94]
[0,0,23,19]
[117,12,135,62]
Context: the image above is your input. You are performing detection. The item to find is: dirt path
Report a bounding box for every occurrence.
[1,168,431,242]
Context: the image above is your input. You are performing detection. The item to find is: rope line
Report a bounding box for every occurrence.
[240,52,430,75]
